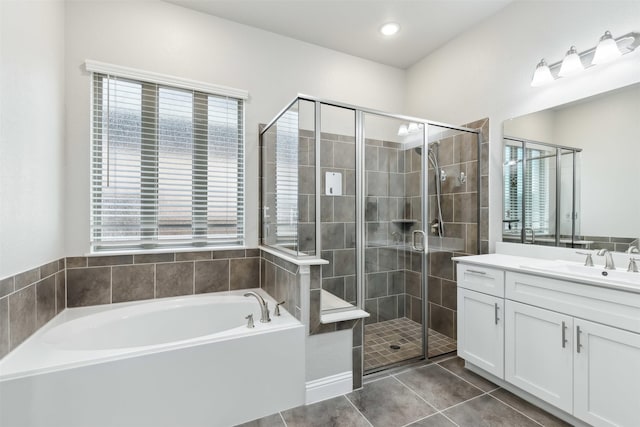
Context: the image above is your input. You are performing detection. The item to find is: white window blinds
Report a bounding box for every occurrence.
[91,73,244,250]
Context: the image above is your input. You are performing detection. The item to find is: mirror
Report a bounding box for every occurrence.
[503,82,640,252]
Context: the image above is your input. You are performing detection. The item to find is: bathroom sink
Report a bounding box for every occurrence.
[520,260,640,287]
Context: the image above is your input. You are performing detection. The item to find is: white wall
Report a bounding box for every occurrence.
[405,0,640,251]
[64,0,405,255]
[0,0,66,278]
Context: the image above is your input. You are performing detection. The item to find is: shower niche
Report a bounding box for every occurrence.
[260,96,482,373]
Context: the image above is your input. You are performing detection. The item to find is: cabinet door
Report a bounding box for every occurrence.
[574,319,640,427]
[504,301,573,413]
[457,288,504,378]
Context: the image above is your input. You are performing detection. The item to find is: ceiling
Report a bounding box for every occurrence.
[166,0,513,69]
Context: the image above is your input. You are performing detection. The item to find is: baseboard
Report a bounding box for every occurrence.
[305,371,352,404]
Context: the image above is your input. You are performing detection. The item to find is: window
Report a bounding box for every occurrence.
[90,67,245,251]
[503,145,550,234]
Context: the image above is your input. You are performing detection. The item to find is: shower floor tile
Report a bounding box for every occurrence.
[364,318,457,371]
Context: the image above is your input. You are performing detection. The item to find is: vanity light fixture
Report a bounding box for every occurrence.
[397,122,420,136]
[397,124,409,136]
[593,31,622,64]
[530,30,639,87]
[558,46,584,77]
[380,22,400,36]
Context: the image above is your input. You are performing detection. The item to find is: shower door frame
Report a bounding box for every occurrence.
[260,94,482,373]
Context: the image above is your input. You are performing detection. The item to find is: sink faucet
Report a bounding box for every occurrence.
[596,249,616,270]
[244,291,271,323]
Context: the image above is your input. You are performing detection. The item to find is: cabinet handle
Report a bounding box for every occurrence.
[561,321,568,348]
[576,325,583,353]
[466,269,487,275]
[494,303,499,325]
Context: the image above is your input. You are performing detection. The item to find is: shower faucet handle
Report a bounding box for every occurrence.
[576,251,594,267]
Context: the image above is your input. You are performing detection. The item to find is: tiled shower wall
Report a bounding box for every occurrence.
[427,118,490,340]
[0,259,66,359]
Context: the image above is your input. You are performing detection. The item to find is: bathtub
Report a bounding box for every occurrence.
[0,288,305,427]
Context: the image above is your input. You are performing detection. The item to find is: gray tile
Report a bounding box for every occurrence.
[453,192,478,223]
[67,267,111,307]
[323,277,345,299]
[9,285,36,349]
[282,396,370,427]
[430,304,454,339]
[195,260,230,293]
[36,276,56,328]
[406,271,421,297]
[0,297,9,358]
[334,141,355,169]
[490,389,572,427]
[212,249,246,259]
[15,268,40,290]
[347,377,436,427]
[322,223,345,250]
[134,253,174,264]
[378,295,398,322]
[410,296,423,323]
[40,260,60,278]
[429,251,454,280]
[438,357,496,392]
[406,414,456,427]
[234,413,285,427]
[246,249,260,257]
[55,271,65,313]
[333,249,356,277]
[443,394,539,427]
[156,262,194,298]
[66,257,87,268]
[230,258,260,290]
[88,255,133,267]
[441,280,457,310]
[0,277,14,298]
[334,196,356,222]
[112,264,155,303]
[366,273,387,298]
[395,364,483,410]
[427,276,441,304]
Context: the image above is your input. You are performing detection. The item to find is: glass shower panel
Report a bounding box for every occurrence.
[260,100,316,256]
[426,124,479,358]
[363,113,425,373]
[559,149,577,246]
[318,104,357,312]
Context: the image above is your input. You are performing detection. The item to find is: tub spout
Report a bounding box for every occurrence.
[243,291,271,323]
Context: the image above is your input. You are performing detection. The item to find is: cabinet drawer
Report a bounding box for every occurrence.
[457,264,505,297]
[506,271,640,334]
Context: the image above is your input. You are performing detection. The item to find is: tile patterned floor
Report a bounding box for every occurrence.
[237,356,572,427]
[364,318,457,371]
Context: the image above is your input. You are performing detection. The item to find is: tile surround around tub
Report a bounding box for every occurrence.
[0,258,66,359]
[66,249,261,308]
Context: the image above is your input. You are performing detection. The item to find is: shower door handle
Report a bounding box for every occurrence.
[412,230,426,252]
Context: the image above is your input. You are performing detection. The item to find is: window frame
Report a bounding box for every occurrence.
[87,61,249,252]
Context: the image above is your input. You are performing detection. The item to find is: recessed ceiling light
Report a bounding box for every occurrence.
[380,22,400,36]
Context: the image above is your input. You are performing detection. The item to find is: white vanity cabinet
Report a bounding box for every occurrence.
[456,264,505,378]
[504,300,573,413]
[456,259,640,427]
[457,288,504,378]
[573,319,640,427]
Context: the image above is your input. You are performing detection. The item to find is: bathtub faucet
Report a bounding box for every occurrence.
[243,292,271,323]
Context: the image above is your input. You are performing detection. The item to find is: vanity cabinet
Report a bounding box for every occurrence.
[504,300,573,413]
[573,319,640,427]
[457,261,640,427]
[457,288,504,378]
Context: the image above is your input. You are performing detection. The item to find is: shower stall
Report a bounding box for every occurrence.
[260,96,481,373]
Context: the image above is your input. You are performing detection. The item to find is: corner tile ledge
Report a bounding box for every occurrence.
[321,309,369,324]
[259,246,329,266]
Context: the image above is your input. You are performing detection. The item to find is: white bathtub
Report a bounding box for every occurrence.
[0,288,305,427]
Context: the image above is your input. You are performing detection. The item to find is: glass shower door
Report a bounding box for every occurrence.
[362,112,426,373]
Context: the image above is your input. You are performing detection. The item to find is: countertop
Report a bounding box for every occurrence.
[452,253,640,294]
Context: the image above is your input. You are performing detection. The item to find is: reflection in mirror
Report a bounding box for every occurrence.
[503,82,640,252]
